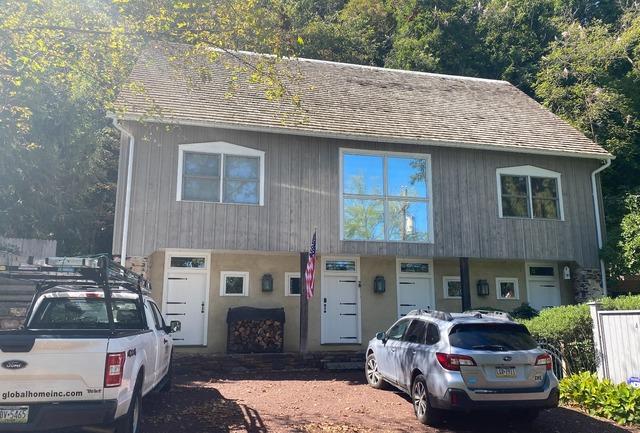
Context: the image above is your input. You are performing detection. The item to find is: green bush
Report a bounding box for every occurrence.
[519,295,640,373]
[511,303,539,320]
[561,372,640,425]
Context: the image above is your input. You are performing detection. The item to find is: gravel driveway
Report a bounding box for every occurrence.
[141,371,639,433]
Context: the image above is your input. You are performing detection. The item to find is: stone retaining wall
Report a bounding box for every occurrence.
[574,267,603,303]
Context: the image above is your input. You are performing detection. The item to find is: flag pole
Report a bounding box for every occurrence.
[299,250,309,354]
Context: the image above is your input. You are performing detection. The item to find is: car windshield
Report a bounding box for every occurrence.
[448,323,538,351]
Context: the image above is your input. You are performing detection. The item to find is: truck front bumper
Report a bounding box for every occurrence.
[0,400,118,432]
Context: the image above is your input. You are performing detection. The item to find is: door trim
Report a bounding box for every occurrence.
[320,256,361,345]
[525,262,560,308]
[396,258,434,318]
[162,250,211,346]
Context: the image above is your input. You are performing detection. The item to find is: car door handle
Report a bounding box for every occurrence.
[390,348,396,353]
[411,350,417,355]
[163,338,169,344]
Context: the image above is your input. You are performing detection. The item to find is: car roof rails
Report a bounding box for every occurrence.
[406,309,454,321]
[462,310,514,321]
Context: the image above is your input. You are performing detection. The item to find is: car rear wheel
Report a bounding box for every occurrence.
[117,377,143,433]
[365,353,386,389]
[412,374,443,426]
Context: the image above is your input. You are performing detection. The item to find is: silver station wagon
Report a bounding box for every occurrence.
[365,310,559,426]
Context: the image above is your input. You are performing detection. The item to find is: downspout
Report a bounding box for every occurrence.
[591,158,612,295]
[112,118,135,265]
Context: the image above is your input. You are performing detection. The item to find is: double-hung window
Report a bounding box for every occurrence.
[177,142,265,205]
[497,166,563,220]
[340,150,432,242]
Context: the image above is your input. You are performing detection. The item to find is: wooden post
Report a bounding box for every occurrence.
[299,251,309,353]
[459,257,471,312]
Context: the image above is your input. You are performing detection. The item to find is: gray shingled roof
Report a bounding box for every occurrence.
[114,44,611,159]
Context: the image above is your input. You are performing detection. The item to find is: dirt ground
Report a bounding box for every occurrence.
[140,371,640,433]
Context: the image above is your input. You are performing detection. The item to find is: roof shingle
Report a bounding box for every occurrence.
[114,44,611,159]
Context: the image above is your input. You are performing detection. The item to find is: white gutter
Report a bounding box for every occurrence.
[112,118,135,265]
[591,158,612,295]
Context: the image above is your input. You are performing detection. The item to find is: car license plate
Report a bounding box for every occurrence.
[496,367,516,378]
[0,406,29,424]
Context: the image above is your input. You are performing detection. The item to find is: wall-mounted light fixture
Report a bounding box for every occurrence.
[374,275,386,293]
[261,273,273,292]
[477,279,490,296]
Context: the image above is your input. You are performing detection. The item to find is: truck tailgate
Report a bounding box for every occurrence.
[0,336,108,404]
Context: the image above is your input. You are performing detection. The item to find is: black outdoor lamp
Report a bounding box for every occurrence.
[374,275,386,293]
[477,279,490,296]
[261,273,273,292]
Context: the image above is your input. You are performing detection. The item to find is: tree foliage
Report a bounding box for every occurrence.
[1,0,640,279]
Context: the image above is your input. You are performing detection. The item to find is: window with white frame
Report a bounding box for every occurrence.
[285,272,301,296]
[497,166,563,220]
[443,276,462,299]
[341,150,432,242]
[177,142,265,205]
[220,271,249,296]
[496,277,519,300]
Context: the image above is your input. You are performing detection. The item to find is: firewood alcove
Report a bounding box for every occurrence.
[226,307,285,354]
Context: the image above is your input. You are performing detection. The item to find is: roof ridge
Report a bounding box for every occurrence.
[153,42,511,85]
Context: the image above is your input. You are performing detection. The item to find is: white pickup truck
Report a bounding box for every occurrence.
[0,257,175,433]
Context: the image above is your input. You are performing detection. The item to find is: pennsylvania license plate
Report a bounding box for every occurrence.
[0,406,29,424]
[496,367,517,378]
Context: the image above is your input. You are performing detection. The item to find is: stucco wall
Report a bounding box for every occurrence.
[150,250,573,353]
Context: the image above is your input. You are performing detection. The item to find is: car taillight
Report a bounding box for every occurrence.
[535,354,552,371]
[436,353,477,371]
[105,352,126,387]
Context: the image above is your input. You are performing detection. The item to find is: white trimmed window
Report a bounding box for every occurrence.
[340,149,433,242]
[177,142,265,205]
[285,272,301,296]
[496,277,519,300]
[220,271,249,296]
[443,276,461,299]
[496,166,563,220]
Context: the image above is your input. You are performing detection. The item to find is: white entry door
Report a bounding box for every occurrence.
[322,258,360,344]
[397,277,435,317]
[526,263,561,311]
[396,259,435,318]
[164,253,210,346]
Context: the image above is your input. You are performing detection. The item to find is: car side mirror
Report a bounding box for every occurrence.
[169,320,181,333]
[163,325,172,334]
[376,331,386,342]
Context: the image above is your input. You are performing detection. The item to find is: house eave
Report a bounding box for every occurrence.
[107,112,614,161]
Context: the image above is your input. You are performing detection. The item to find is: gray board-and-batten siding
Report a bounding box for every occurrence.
[112,121,603,268]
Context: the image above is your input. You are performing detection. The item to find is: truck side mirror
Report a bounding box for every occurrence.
[169,321,181,333]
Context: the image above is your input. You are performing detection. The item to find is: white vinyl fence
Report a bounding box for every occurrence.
[590,302,640,385]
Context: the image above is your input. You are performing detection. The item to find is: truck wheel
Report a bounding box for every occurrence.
[117,379,142,433]
[412,374,443,426]
[160,354,173,393]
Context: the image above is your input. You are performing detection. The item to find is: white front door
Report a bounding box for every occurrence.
[164,253,210,346]
[396,259,434,318]
[526,263,561,311]
[397,277,435,317]
[321,257,360,344]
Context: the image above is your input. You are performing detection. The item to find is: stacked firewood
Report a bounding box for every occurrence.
[228,319,284,353]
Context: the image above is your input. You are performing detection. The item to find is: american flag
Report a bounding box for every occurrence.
[304,231,317,300]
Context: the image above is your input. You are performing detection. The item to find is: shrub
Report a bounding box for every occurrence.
[561,372,640,425]
[519,295,640,374]
[511,303,538,320]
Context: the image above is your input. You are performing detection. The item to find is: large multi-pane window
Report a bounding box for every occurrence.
[497,166,563,220]
[177,142,264,205]
[341,150,432,242]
